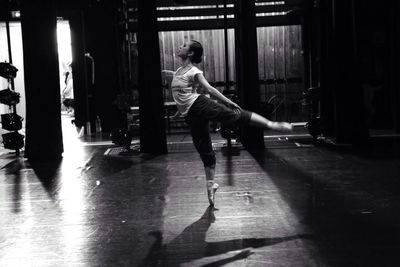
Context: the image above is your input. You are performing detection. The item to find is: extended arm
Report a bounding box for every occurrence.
[195,73,241,109]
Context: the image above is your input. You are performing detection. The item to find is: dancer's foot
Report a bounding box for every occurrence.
[269,121,293,132]
[207,181,219,207]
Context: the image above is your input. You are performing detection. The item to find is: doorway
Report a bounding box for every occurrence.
[57,19,83,147]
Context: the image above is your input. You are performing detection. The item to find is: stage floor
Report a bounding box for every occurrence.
[1,130,400,266]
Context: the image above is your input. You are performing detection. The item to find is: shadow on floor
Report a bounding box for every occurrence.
[2,158,25,213]
[28,158,63,200]
[249,144,400,266]
[2,158,64,210]
[293,135,400,160]
[138,206,312,267]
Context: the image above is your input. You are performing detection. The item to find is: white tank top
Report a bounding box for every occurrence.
[171,66,203,116]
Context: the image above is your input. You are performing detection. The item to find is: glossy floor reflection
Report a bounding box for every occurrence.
[1,133,400,266]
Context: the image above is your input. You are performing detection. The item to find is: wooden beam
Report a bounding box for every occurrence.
[128,15,300,32]
[154,0,234,7]
[151,7,234,18]
[151,0,288,7]
[128,5,292,18]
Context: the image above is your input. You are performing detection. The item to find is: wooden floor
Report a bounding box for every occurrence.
[1,126,400,266]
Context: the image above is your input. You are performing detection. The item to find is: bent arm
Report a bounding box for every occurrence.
[161,70,174,78]
[161,70,174,85]
[196,73,240,109]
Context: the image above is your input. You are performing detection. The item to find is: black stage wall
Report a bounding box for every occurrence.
[21,0,63,160]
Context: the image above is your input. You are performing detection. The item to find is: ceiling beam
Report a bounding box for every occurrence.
[128,4,293,18]
[128,15,300,32]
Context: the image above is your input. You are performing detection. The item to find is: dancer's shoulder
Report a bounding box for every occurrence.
[189,65,203,75]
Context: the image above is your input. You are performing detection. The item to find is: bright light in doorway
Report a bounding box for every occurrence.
[11,11,21,18]
[56,21,72,94]
[57,21,72,67]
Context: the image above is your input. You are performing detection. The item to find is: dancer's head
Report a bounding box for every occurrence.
[188,40,203,64]
[177,39,203,64]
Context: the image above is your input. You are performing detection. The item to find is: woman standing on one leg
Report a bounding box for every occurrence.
[163,40,293,206]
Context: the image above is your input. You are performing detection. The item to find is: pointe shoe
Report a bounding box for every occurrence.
[207,182,219,207]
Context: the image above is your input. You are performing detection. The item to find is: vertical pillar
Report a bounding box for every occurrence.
[235,0,265,150]
[316,0,369,144]
[137,0,167,154]
[68,10,89,131]
[84,2,127,133]
[301,0,315,91]
[388,1,400,133]
[329,0,369,144]
[319,0,336,137]
[20,0,63,160]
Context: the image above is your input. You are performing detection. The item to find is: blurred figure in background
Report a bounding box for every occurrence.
[62,62,74,115]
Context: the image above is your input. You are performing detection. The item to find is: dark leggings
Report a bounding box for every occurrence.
[186,95,252,167]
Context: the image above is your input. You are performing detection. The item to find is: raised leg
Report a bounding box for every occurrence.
[248,112,293,132]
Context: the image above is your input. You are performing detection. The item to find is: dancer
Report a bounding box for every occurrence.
[163,40,293,206]
[62,62,74,115]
